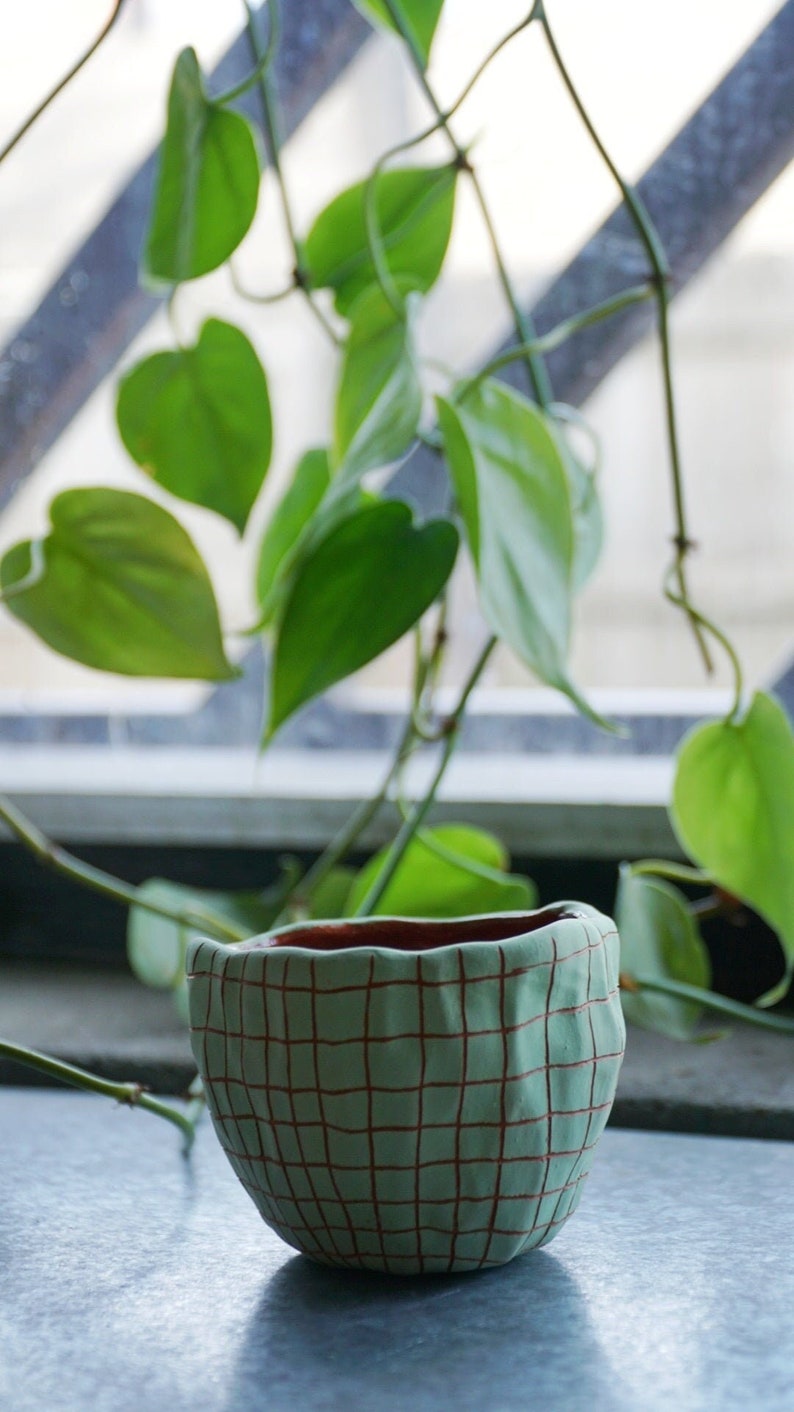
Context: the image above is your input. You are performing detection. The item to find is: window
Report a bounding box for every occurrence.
[1,0,792,861]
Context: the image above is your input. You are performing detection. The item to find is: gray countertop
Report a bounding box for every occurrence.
[1,1090,793,1412]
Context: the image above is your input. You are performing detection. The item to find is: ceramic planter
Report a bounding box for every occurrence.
[187,903,625,1275]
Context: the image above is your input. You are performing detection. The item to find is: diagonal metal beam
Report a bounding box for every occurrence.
[0,0,369,512]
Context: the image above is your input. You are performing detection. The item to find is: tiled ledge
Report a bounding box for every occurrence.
[1,963,792,1140]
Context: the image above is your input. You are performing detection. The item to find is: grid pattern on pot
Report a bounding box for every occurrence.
[189,916,624,1273]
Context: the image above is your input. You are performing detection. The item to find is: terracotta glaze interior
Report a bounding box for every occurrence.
[248,906,575,953]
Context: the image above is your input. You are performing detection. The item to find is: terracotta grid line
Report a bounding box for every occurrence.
[205,1097,613,1137]
[539,920,601,1245]
[199,1048,624,1099]
[226,1163,584,1242]
[253,951,329,1260]
[235,946,296,1247]
[414,952,428,1273]
[226,1170,589,1209]
[363,952,389,1270]
[214,1137,603,1175]
[192,985,620,1048]
[447,947,470,1272]
[520,931,559,1255]
[481,944,510,1268]
[279,954,347,1264]
[309,954,365,1266]
[186,931,617,997]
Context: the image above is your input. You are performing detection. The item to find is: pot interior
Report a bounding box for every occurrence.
[248,906,575,953]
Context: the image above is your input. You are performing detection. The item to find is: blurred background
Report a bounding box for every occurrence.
[0,0,791,717]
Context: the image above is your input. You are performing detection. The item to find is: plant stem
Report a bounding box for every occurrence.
[244,1,341,347]
[663,580,744,722]
[379,0,552,408]
[354,635,497,915]
[0,1040,200,1149]
[0,796,248,944]
[459,283,654,396]
[536,3,715,672]
[0,0,127,167]
[228,261,294,305]
[298,718,417,901]
[623,976,794,1035]
[630,859,711,886]
[215,0,279,106]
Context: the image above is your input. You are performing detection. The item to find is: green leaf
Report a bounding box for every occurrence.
[128,880,281,991]
[266,499,458,738]
[351,0,445,66]
[0,488,236,680]
[254,459,376,634]
[672,691,794,982]
[560,437,603,591]
[346,823,537,918]
[304,165,457,315]
[438,382,581,697]
[307,866,357,920]
[117,319,271,533]
[256,449,331,619]
[616,865,711,1040]
[143,48,260,285]
[333,286,422,480]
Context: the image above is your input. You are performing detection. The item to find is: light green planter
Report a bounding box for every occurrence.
[187,904,625,1275]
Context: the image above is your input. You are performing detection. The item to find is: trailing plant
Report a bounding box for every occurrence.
[2,0,794,1142]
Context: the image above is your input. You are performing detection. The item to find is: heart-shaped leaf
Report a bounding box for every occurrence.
[128,879,290,996]
[256,449,331,619]
[117,319,271,533]
[352,0,445,67]
[0,489,236,680]
[438,382,585,699]
[672,691,794,980]
[333,286,422,480]
[266,499,458,738]
[304,164,456,315]
[616,865,711,1040]
[346,823,537,918]
[143,48,261,285]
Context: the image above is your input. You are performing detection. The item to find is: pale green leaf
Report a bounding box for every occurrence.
[616,865,711,1040]
[561,439,603,591]
[438,383,581,695]
[128,880,282,991]
[672,691,794,981]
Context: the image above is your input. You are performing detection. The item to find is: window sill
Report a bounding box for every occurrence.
[0,746,679,857]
